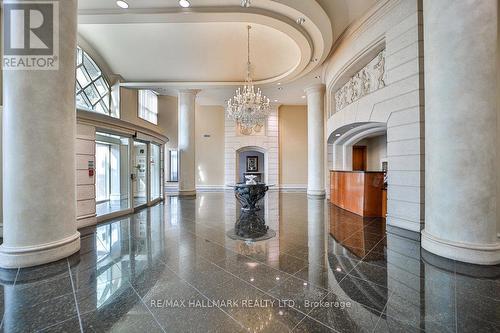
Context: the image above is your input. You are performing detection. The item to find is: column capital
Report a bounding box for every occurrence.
[304,84,326,95]
[178,89,201,96]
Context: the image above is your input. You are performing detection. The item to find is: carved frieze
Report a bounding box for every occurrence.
[335,50,386,112]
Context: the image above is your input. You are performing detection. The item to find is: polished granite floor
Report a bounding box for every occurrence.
[0,192,498,332]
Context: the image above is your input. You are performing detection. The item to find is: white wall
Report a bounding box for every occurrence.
[325,0,424,232]
[225,106,279,187]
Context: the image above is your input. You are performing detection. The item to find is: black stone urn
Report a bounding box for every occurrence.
[234,183,269,211]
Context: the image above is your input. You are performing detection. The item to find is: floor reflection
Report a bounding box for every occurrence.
[96,199,130,217]
[0,193,498,332]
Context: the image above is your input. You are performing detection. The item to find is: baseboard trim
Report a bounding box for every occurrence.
[196,185,226,192]
[421,229,500,265]
[0,231,81,269]
[165,185,309,194]
[279,185,307,192]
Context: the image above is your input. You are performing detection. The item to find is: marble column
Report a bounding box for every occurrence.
[178,89,199,197]
[305,84,326,198]
[422,0,500,264]
[0,0,80,268]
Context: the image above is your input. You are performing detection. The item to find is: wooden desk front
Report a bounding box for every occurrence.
[330,171,384,217]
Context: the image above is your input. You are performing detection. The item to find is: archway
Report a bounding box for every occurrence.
[235,146,267,184]
[328,122,387,171]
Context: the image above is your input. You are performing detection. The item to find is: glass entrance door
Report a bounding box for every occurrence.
[95,132,131,217]
[150,143,161,201]
[96,143,110,203]
[133,141,148,208]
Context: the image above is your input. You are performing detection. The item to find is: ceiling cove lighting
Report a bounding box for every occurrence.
[226,25,271,131]
[116,0,129,9]
[179,0,191,8]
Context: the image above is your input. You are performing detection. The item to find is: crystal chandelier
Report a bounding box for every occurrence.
[226,25,271,132]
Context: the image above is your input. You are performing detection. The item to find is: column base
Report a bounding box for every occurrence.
[178,190,197,198]
[0,232,81,269]
[307,189,326,199]
[421,229,500,265]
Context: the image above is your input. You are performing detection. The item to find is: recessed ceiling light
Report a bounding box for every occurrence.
[335,133,341,137]
[116,0,129,9]
[301,95,306,99]
[274,99,278,102]
[297,17,306,25]
[277,82,281,85]
[179,0,190,8]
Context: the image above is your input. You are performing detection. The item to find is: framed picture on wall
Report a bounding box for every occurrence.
[246,156,258,172]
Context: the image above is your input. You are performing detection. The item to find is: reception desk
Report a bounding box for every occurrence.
[330,171,384,217]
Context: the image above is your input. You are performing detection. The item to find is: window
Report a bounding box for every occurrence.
[76,47,115,117]
[138,90,158,124]
[168,150,179,182]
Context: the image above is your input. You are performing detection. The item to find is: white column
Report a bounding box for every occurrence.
[178,89,199,197]
[422,0,500,265]
[305,84,326,198]
[0,0,80,268]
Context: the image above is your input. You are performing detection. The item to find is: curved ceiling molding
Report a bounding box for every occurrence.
[77,0,333,87]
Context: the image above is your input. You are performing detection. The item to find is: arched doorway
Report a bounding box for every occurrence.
[235,146,267,184]
[328,122,387,171]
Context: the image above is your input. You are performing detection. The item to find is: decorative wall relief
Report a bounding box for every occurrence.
[334,50,386,112]
[237,122,264,136]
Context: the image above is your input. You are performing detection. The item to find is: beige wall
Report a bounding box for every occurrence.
[195,105,225,187]
[355,135,387,171]
[366,135,387,171]
[279,105,308,187]
[119,88,176,138]
[497,1,500,233]
[159,95,178,147]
